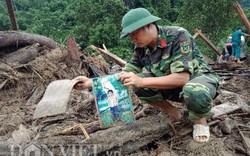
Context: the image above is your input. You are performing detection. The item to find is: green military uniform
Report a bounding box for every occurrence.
[232,29,244,59]
[123,26,220,120]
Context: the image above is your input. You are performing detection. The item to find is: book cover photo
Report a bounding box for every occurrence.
[92,74,134,128]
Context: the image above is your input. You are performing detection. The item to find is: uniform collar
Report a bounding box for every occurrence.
[157,26,168,48]
[144,25,167,55]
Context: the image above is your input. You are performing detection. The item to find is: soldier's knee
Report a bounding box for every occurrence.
[182,83,212,114]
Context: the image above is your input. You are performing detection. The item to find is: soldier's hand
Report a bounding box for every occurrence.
[118,71,144,88]
[73,76,92,90]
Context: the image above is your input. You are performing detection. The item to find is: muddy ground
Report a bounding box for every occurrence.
[0,43,250,156]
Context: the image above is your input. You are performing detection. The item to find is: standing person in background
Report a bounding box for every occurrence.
[232,27,250,63]
[219,43,230,62]
[74,8,220,143]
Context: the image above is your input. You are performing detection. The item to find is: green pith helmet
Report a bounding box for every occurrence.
[120,8,161,38]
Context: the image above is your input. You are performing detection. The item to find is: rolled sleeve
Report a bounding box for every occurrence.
[122,49,143,74]
[122,63,142,73]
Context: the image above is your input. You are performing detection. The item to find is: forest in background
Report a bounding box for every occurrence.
[1,0,250,60]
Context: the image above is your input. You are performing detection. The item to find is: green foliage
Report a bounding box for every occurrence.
[74,0,128,48]
[1,0,250,60]
[177,0,240,57]
[0,2,11,30]
[1,0,80,44]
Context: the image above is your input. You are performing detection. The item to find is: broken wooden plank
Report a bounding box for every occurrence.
[237,126,250,150]
[67,36,81,61]
[194,28,221,56]
[79,124,90,140]
[89,45,126,67]
[192,31,199,39]
[192,30,215,64]
[234,2,250,34]
[53,124,90,140]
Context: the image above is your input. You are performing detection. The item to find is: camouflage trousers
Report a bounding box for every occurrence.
[133,73,220,120]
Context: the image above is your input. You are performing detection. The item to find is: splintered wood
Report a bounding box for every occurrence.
[89,45,126,67]
[53,124,90,140]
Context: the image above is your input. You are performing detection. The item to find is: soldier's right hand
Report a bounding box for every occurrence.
[73,76,92,90]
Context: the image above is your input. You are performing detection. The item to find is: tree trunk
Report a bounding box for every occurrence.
[37,114,173,154]
[2,43,40,64]
[0,31,60,49]
[5,0,17,30]
[234,2,250,34]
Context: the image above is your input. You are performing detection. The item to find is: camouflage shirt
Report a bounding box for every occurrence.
[123,26,217,79]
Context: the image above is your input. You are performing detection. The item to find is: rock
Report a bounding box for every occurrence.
[187,140,206,150]
[234,145,246,154]
[219,118,236,134]
[11,124,31,145]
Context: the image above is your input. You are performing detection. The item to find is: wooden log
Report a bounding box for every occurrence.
[2,43,40,64]
[37,114,173,154]
[89,45,126,67]
[0,31,60,49]
[0,62,13,72]
[29,47,69,65]
[234,2,250,34]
